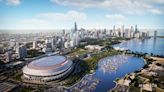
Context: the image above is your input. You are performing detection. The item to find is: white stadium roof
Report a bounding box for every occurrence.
[23,55,73,76]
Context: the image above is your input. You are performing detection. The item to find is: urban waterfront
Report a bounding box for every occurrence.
[113,37,164,56]
[0,0,164,91]
[77,55,145,92]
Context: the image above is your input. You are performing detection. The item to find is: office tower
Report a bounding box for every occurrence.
[113,25,115,32]
[74,22,77,32]
[124,29,130,38]
[62,29,65,36]
[16,45,27,59]
[154,30,157,38]
[51,38,56,51]
[45,39,49,44]
[135,33,140,38]
[70,40,74,47]
[121,25,124,37]
[5,51,12,63]
[141,32,146,38]
[64,41,70,48]
[33,41,37,49]
[75,35,79,46]
[45,39,52,49]
[146,31,149,37]
[128,29,131,38]
[21,45,27,58]
[9,39,16,47]
[118,31,121,37]
[43,39,53,53]
[130,26,134,31]
[130,26,134,38]
[46,42,52,49]
[71,33,79,46]
[135,24,138,33]
[112,25,116,36]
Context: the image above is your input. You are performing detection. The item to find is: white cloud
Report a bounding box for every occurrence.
[21,10,87,29]
[105,14,126,21]
[51,0,164,15]
[150,0,164,4]
[5,0,21,6]
[52,0,103,8]
[22,18,51,26]
[105,14,127,25]
[149,8,163,14]
[37,10,87,21]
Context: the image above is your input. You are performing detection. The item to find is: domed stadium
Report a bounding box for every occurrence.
[22,55,74,83]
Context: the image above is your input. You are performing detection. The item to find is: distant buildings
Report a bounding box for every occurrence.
[45,40,52,49]
[33,41,37,49]
[62,22,80,49]
[0,22,153,64]
[64,41,70,48]
[135,24,138,33]
[154,30,157,38]
[42,39,53,53]
[74,22,77,32]
[51,38,56,51]
[16,45,27,59]
[4,51,12,63]
[134,32,140,38]
[109,24,150,39]
[85,45,104,51]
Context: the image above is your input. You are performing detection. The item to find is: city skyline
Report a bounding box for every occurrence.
[0,1,164,90]
[0,0,164,31]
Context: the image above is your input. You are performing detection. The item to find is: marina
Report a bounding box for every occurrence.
[94,55,145,92]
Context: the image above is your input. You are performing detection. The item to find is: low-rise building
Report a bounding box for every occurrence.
[85,45,104,51]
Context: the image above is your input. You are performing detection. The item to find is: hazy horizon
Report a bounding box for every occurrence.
[0,0,164,30]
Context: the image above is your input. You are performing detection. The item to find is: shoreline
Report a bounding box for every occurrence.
[65,49,151,91]
[110,48,164,92]
[110,54,147,91]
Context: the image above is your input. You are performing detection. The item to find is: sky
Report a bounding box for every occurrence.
[0,0,164,31]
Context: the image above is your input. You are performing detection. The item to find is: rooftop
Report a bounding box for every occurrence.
[28,55,67,69]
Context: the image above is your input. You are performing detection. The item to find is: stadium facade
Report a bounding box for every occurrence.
[22,55,74,83]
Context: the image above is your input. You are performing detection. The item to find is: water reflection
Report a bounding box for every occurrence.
[99,55,128,74]
[94,55,145,92]
[152,38,157,53]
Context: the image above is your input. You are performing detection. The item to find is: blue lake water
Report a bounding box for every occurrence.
[93,55,145,92]
[91,37,164,92]
[113,37,164,56]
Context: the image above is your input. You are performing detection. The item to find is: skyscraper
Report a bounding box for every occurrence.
[113,25,115,32]
[45,41,52,49]
[74,22,77,32]
[113,25,116,36]
[154,30,157,38]
[5,51,12,63]
[16,45,27,59]
[135,24,138,33]
[62,29,65,36]
[130,26,134,38]
[121,25,124,37]
[51,38,56,51]
[146,31,149,37]
[33,41,37,49]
